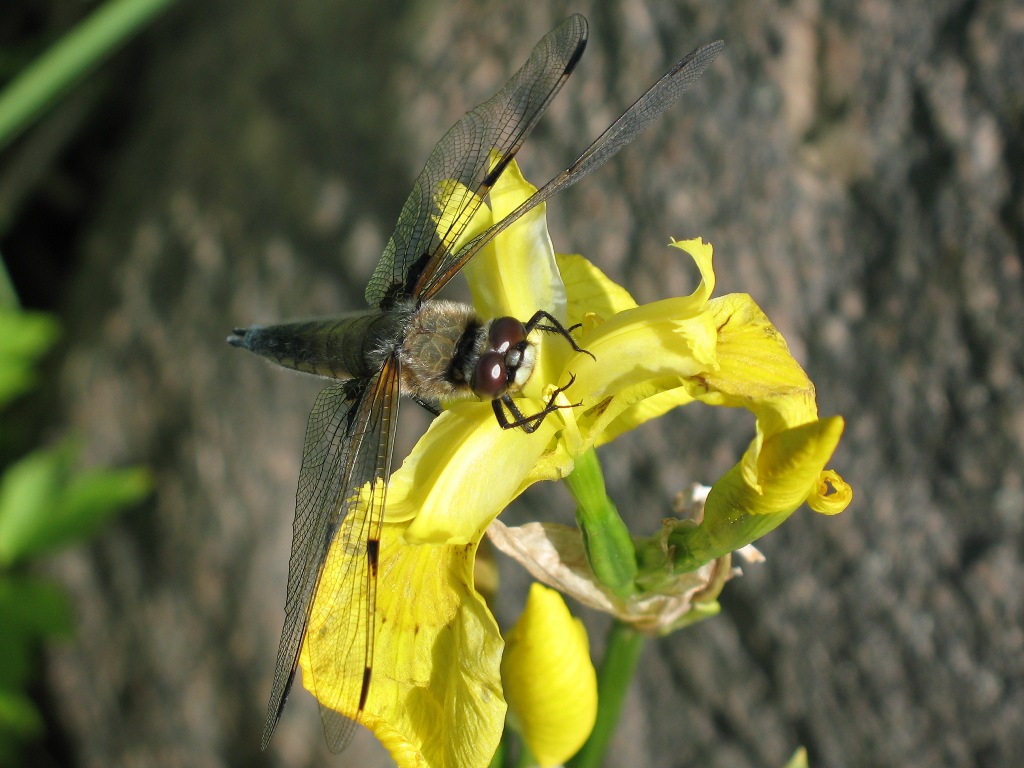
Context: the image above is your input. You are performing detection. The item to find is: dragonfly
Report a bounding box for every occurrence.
[229,13,723,753]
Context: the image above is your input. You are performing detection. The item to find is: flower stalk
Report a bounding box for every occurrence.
[563,447,637,599]
[566,621,645,768]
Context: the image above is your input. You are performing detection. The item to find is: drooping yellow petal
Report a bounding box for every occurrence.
[708,417,844,528]
[694,293,818,434]
[300,516,505,768]
[667,417,846,571]
[501,583,597,767]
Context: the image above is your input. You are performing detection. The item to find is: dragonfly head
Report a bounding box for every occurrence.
[470,316,537,400]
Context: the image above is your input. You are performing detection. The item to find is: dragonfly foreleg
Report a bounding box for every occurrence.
[493,373,580,433]
[523,310,596,360]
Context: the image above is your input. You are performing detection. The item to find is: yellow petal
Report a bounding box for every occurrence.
[501,583,597,767]
[301,517,505,768]
[566,295,718,406]
[785,748,810,768]
[667,418,847,571]
[435,180,493,255]
[551,239,719,432]
[389,405,557,545]
[694,294,818,434]
[594,382,698,445]
[668,236,716,304]
[464,159,565,323]
[557,252,638,327]
[462,158,568,398]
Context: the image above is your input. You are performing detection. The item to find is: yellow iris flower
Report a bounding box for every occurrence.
[299,159,852,767]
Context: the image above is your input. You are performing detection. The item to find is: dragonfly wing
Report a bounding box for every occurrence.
[261,362,400,753]
[364,14,588,309]
[427,39,726,292]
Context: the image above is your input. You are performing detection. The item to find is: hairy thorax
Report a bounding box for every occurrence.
[398,299,481,403]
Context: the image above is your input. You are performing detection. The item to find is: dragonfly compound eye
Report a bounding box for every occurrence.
[488,316,527,354]
[472,351,510,399]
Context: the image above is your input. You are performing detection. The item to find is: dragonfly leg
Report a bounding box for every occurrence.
[523,310,596,360]
[493,373,580,433]
[412,395,442,416]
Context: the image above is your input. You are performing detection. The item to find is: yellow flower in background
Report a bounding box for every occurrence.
[299,159,852,767]
[501,583,598,767]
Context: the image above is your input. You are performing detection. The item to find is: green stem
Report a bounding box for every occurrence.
[513,741,535,768]
[0,0,178,150]
[567,621,645,768]
[563,447,637,598]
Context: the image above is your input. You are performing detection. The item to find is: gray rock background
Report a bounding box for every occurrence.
[5,0,1021,766]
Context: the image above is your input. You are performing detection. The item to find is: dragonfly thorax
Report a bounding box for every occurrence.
[399,300,537,405]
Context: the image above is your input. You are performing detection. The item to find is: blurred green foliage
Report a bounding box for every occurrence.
[2,1,178,760]
[0,269,152,764]
[1,3,178,761]
[0,0,177,152]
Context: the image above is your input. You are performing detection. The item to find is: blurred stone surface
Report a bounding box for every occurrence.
[35,0,1024,766]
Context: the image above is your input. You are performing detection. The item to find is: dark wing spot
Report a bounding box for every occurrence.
[366,537,380,576]
[359,666,373,709]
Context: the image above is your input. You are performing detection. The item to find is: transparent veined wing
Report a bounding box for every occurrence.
[417,38,726,302]
[364,14,587,309]
[262,361,400,752]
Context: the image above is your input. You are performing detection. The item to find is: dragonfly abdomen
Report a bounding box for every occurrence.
[228,310,412,380]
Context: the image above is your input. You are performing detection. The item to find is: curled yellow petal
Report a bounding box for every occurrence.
[501,583,597,767]
[806,469,853,514]
[668,236,716,304]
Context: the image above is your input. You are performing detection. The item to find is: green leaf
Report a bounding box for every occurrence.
[0,575,72,689]
[0,445,70,567]
[0,687,44,741]
[0,258,17,310]
[0,310,60,407]
[0,440,152,566]
[0,575,73,638]
[0,311,60,358]
[55,465,153,546]
[0,367,37,409]
[0,0,180,151]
